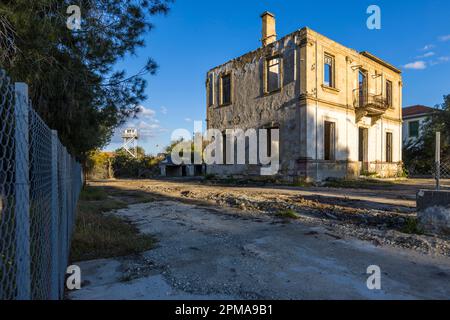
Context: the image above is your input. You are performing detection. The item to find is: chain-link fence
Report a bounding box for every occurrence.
[440,162,450,178]
[433,132,450,190]
[0,69,82,300]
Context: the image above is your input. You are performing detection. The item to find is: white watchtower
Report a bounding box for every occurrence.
[122,128,139,158]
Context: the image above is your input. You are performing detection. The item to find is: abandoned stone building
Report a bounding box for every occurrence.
[205,12,403,182]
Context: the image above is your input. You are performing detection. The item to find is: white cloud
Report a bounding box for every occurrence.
[160,106,168,115]
[421,44,435,51]
[416,51,435,58]
[110,105,166,144]
[429,56,450,66]
[138,105,156,118]
[439,35,450,42]
[403,61,427,70]
[184,117,192,122]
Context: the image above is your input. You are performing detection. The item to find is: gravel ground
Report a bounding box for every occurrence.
[69,179,450,300]
[99,179,450,256]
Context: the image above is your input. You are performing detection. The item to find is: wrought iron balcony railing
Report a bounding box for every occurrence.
[353,89,389,122]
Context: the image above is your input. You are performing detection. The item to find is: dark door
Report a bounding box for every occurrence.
[358,127,369,173]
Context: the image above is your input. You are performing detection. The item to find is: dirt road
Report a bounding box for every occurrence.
[69,179,450,300]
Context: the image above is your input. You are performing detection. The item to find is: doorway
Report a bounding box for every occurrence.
[358,127,369,173]
[358,70,368,107]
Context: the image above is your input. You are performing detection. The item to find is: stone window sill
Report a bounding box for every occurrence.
[264,88,282,96]
[321,84,340,94]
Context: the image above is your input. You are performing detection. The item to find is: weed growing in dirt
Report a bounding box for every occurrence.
[276,209,300,220]
[401,217,424,235]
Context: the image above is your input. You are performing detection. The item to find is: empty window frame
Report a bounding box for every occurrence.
[324,54,335,87]
[222,131,227,164]
[386,132,393,163]
[324,121,336,161]
[266,56,281,93]
[409,121,420,138]
[207,73,214,107]
[386,80,393,108]
[220,73,232,106]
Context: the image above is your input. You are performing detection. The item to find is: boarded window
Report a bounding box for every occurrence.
[324,54,334,87]
[220,74,231,105]
[386,80,392,108]
[266,57,281,92]
[324,121,336,161]
[386,132,393,163]
[409,121,419,138]
[208,74,214,107]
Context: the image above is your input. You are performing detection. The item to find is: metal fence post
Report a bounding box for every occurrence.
[14,83,31,300]
[50,130,59,299]
[436,131,441,191]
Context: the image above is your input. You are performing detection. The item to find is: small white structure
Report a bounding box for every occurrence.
[122,128,139,158]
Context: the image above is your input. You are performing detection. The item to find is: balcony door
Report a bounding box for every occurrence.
[358,70,368,107]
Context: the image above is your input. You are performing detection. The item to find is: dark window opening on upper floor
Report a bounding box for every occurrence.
[324,54,335,88]
[266,57,281,93]
[220,73,231,106]
[386,80,392,108]
[208,74,214,107]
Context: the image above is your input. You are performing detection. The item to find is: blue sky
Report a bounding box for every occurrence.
[105,0,450,154]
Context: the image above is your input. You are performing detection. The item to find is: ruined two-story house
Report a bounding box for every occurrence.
[206,12,403,182]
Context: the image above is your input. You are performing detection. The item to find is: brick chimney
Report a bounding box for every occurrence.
[261,11,276,46]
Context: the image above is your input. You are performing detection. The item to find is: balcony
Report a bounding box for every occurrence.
[353,89,389,124]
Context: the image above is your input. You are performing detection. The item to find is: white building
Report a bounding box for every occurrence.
[206,12,403,181]
[402,105,435,144]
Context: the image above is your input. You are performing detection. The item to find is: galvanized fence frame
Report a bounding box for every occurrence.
[0,70,82,300]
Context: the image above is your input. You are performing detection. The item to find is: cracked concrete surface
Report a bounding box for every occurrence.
[69,194,450,300]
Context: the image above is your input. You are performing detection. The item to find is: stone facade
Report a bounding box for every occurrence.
[206,14,403,182]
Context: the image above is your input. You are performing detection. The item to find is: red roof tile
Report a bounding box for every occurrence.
[402,105,435,118]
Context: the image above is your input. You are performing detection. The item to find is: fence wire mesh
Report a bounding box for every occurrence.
[0,69,17,300]
[0,69,82,300]
[439,161,450,179]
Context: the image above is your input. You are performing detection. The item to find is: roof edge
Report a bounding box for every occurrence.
[360,51,402,74]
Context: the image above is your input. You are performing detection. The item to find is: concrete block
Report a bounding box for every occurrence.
[417,190,450,235]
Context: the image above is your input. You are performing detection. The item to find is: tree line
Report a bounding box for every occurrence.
[0,0,173,167]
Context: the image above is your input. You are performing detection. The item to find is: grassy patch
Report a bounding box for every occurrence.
[276,209,300,220]
[401,217,424,235]
[70,186,156,262]
[361,171,379,178]
[290,180,313,187]
[79,186,108,201]
[323,178,396,189]
[101,187,157,204]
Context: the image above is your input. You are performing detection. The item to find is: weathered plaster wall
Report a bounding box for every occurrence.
[206,27,403,181]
